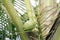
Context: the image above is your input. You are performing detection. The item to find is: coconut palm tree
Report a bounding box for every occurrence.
[0,0,60,40]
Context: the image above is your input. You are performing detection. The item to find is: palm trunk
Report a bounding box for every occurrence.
[0,0,2,15]
[51,16,60,40]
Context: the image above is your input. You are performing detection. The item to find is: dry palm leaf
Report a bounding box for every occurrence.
[38,0,59,38]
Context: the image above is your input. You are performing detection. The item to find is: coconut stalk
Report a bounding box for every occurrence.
[24,0,36,20]
[38,0,58,38]
[2,0,29,40]
[23,0,37,30]
[23,0,39,40]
